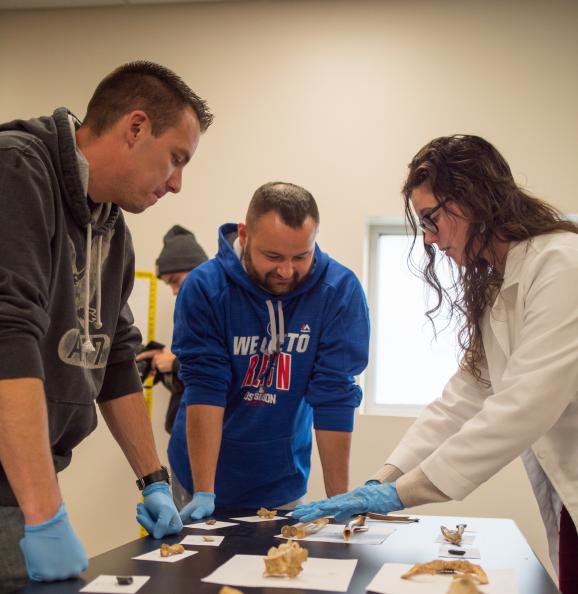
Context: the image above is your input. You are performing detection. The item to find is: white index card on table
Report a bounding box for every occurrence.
[202,554,358,592]
[277,522,396,545]
[132,548,197,562]
[437,543,481,559]
[366,563,517,594]
[435,533,475,545]
[184,520,238,530]
[180,534,225,547]
[230,514,286,522]
[80,575,149,593]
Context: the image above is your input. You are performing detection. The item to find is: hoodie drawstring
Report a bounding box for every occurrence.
[265,299,285,354]
[82,225,94,353]
[277,300,285,349]
[81,224,104,353]
[95,235,103,330]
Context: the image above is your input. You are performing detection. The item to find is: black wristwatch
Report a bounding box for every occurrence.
[136,465,170,491]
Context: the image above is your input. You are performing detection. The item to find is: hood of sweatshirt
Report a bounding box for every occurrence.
[215,223,330,354]
[216,222,330,299]
[0,107,118,233]
[0,108,119,352]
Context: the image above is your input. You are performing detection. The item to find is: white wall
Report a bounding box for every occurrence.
[1,0,576,580]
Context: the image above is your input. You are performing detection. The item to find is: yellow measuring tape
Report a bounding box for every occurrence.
[135,271,158,416]
[134,271,158,537]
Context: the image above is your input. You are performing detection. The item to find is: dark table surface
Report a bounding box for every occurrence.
[17,510,558,593]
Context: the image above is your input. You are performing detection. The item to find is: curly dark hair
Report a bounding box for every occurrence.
[402,135,577,382]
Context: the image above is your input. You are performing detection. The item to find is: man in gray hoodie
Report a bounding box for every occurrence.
[0,61,213,589]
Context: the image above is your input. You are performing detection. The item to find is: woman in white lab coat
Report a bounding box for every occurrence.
[294,135,578,593]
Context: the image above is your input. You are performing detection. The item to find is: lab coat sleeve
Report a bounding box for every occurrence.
[420,241,578,500]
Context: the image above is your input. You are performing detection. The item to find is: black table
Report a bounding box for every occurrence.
[17,511,558,593]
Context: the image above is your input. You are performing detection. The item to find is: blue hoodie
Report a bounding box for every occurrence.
[168,223,370,508]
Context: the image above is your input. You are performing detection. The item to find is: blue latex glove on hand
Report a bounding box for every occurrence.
[136,482,183,539]
[179,492,216,523]
[293,482,404,524]
[19,502,88,581]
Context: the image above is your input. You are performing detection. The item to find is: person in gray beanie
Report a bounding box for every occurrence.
[155,225,209,290]
[137,225,208,433]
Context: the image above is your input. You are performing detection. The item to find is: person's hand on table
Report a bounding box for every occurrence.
[293,482,404,523]
[19,502,88,581]
[137,482,183,538]
[179,492,216,523]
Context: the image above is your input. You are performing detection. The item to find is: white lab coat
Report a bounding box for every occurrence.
[387,232,578,570]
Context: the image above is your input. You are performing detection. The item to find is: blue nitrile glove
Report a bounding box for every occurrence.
[293,482,404,524]
[179,492,216,523]
[19,502,88,581]
[136,482,183,539]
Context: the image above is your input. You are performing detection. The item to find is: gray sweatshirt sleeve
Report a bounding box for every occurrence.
[0,136,53,380]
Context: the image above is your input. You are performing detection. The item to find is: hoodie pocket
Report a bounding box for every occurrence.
[217,435,297,490]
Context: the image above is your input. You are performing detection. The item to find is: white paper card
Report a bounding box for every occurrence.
[437,544,481,559]
[132,548,197,562]
[184,520,238,530]
[435,533,476,545]
[230,515,285,522]
[202,554,358,592]
[277,523,396,545]
[180,534,225,547]
[366,563,517,594]
[80,575,150,593]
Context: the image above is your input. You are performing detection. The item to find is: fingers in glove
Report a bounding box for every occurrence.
[293,509,326,523]
[188,505,210,521]
[136,504,156,536]
[335,511,357,524]
[152,507,182,539]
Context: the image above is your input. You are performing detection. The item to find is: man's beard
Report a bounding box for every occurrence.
[242,246,303,295]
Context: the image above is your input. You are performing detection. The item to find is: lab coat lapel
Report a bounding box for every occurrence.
[489,292,511,360]
[486,241,526,364]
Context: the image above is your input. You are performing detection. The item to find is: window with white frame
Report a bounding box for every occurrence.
[363,218,461,416]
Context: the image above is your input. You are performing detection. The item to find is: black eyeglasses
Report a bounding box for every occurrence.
[418,198,451,234]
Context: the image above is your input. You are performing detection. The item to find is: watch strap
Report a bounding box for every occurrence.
[136,465,170,491]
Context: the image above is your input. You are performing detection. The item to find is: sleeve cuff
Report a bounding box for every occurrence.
[97,359,143,402]
[313,405,355,432]
[183,385,226,408]
[396,466,450,507]
[386,448,428,475]
[420,454,478,501]
[368,464,404,484]
[0,336,44,380]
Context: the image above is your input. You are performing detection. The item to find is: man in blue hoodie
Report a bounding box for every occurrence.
[168,182,370,521]
[0,61,212,588]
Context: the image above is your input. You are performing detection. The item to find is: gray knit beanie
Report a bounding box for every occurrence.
[155,225,208,277]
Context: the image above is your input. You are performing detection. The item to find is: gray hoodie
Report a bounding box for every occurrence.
[0,108,142,506]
